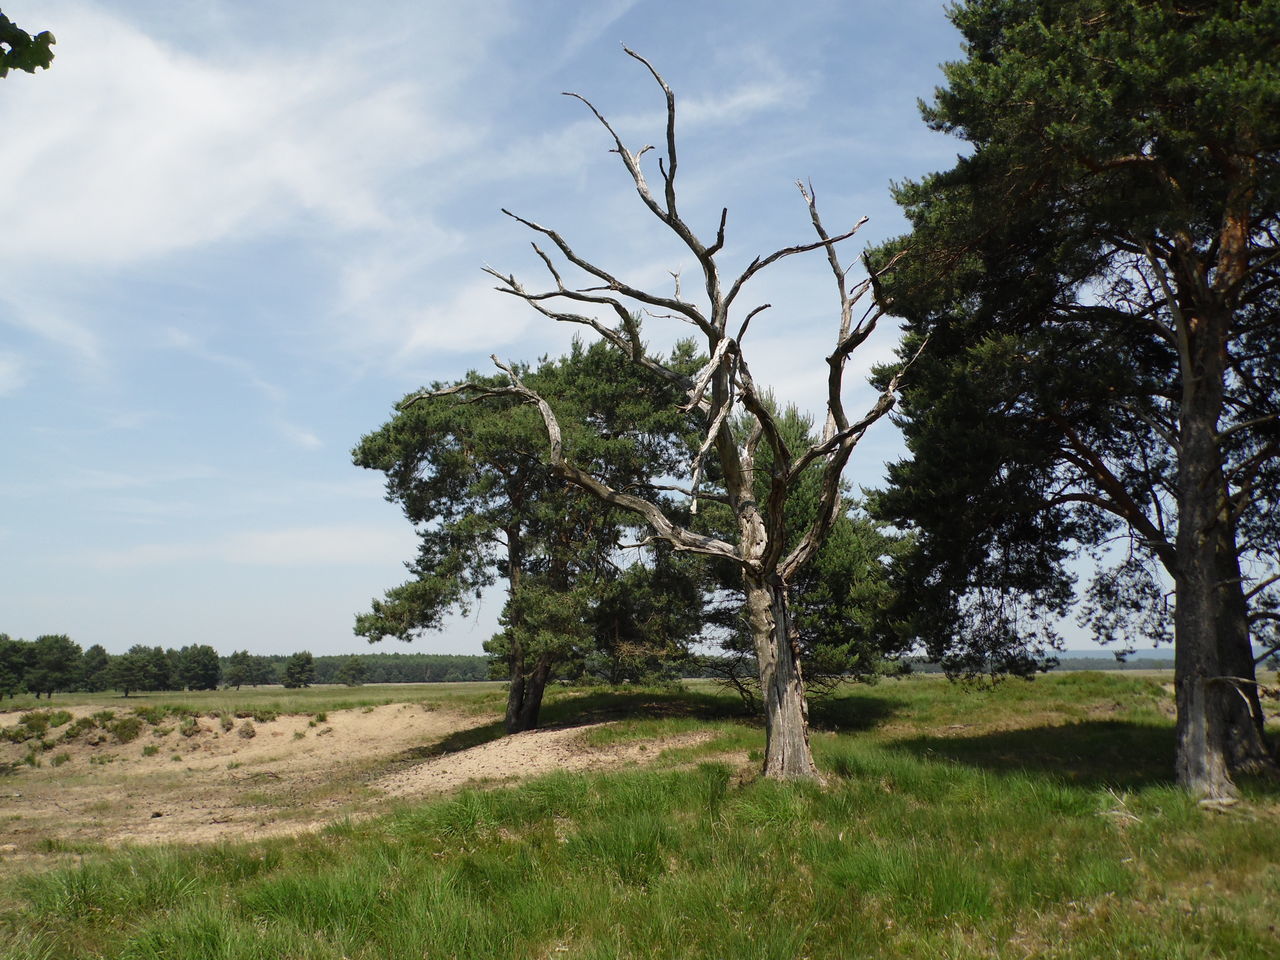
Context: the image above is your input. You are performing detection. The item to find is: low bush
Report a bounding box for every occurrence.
[238,720,256,740]
[108,716,144,744]
[62,715,99,742]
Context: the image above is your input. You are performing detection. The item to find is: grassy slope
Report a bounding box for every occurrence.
[2,673,1279,959]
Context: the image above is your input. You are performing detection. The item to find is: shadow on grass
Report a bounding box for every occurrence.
[391,687,755,765]
[393,687,913,767]
[809,692,910,734]
[889,719,1178,790]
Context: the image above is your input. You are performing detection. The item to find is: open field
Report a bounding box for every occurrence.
[2,673,1280,959]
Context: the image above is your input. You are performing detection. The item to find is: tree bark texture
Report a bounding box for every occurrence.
[1173,303,1238,800]
[1215,541,1275,774]
[745,574,821,780]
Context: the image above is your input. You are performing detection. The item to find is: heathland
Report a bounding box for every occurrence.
[1,672,1278,959]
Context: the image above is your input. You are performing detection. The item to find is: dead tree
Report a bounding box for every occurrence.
[409,50,912,780]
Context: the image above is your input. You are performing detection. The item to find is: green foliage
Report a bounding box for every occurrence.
[80,644,111,693]
[354,333,706,728]
[0,11,54,78]
[61,715,99,742]
[695,405,910,699]
[0,633,28,698]
[107,716,144,744]
[871,0,1280,671]
[281,652,315,689]
[23,634,82,698]
[175,644,221,691]
[333,655,365,687]
[106,645,174,696]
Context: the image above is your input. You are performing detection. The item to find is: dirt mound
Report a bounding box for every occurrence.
[0,703,723,854]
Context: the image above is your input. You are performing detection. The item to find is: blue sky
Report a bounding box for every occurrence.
[1,0,973,657]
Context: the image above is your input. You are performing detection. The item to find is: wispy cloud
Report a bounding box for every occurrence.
[83,523,417,570]
[163,326,323,449]
[559,0,642,66]
[0,351,27,395]
[0,5,467,270]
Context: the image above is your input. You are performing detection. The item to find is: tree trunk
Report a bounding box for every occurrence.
[1214,538,1275,774]
[517,657,552,732]
[745,574,821,781]
[504,657,527,734]
[1173,306,1238,801]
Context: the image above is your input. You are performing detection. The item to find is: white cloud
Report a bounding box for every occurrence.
[0,4,468,269]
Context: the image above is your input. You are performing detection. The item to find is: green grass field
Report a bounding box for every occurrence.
[2,673,1278,959]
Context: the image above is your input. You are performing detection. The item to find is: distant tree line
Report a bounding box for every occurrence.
[0,634,223,698]
[0,635,504,698]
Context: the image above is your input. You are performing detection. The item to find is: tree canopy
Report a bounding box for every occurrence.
[873,0,1280,798]
[354,334,703,731]
[0,10,54,78]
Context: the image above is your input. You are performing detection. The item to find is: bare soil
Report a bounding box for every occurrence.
[0,703,720,856]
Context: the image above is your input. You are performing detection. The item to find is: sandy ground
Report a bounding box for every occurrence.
[0,703,720,855]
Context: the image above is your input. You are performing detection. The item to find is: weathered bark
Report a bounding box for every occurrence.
[504,661,527,734]
[516,656,552,732]
[1173,299,1238,800]
[1215,540,1276,774]
[421,50,903,781]
[745,574,820,780]
[503,526,531,734]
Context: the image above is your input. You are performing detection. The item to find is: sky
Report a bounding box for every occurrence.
[1,0,979,657]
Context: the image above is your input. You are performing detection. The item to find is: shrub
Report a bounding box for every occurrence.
[62,716,99,742]
[18,711,50,738]
[50,752,71,767]
[108,716,145,744]
[238,720,256,740]
[179,717,200,738]
[142,745,159,757]
[91,710,116,725]
[219,713,234,732]
[47,710,73,728]
[133,706,168,726]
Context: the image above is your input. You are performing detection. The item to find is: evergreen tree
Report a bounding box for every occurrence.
[24,634,81,698]
[176,644,221,691]
[354,335,702,732]
[334,655,366,686]
[223,650,253,690]
[106,646,151,697]
[872,0,1280,798]
[80,644,111,692]
[282,652,315,689]
[0,634,28,699]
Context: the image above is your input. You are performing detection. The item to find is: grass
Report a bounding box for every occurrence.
[2,673,1279,959]
[0,681,508,720]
